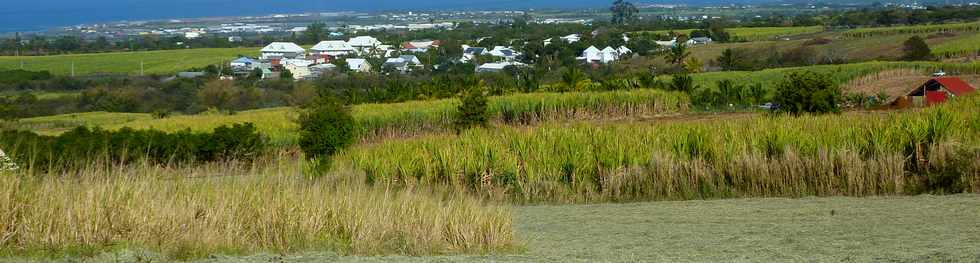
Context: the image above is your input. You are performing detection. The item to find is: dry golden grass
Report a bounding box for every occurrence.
[0,154,517,260]
[841,69,932,98]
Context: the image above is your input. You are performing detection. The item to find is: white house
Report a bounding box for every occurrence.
[685,37,712,46]
[260,42,306,60]
[489,46,519,60]
[476,61,525,73]
[401,40,441,53]
[579,46,620,64]
[617,46,632,56]
[579,46,602,62]
[311,40,356,58]
[346,58,372,72]
[560,34,581,43]
[347,36,382,54]
[282,59,314,80]
[655,38,677,47]
[599,46,619,63]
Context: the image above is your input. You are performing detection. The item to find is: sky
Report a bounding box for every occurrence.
[0,0,611,32]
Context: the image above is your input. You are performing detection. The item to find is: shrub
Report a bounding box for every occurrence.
[902,36,933,61]
[670,74,695,93]
[0,123,267,170]
[454,82,490,132]
[774,71,841,114]
[296,95,356,166]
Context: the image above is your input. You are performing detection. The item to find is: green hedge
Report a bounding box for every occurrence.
[0,123,266,170]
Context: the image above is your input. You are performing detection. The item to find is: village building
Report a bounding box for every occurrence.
[489,46,519,61]
[401,40,441,53]
[655,38,677,47]
[346,58,373,72]
[579,46,625,64]
[282,59,314,80]
[229,57,256,73]
[899,76,976,107]
[476,61,526,73]
[686,37,712,46]
[560,34,581,43]
[460,46,487,62]
[311,40,356,63]
[260,42,306,65]
[348,36,382,54]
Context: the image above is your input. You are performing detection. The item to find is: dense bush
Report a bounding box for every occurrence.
[902,36,933,61]
[774,71,841,114]
[0,123,266,170]
[296,95,356,166]
[454,83,490,132]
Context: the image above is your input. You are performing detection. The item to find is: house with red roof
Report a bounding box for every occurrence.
[903,77,976,106]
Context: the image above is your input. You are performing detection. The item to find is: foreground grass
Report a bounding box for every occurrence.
[19,194,978,262]
[0,48,260,76]
[0,155,517,260]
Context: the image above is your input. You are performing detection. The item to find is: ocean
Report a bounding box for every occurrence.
[0,0,609,33]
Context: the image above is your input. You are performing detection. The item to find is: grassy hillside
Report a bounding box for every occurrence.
[0,48,260,76]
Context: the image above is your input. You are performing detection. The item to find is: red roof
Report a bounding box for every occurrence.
[401,42,416,49]
[933,77,976,96]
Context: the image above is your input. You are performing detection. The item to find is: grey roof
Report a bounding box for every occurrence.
[464,47,486,55]
[383,61,409,68]
[177,72,207,78]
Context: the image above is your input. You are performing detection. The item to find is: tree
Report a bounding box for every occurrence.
[610,0,639,25]
[296,95,355,170]
[902,36,932,61]
[664,44,690,65]
[454,82,490,132]
[304,22,326,44]
[716,48,743,71]
[280,69,293,80]
[198,79,239,111]
[774,71,841,114]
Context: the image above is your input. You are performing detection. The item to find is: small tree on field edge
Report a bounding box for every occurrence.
[774,71,841,115]
[454,82,490,133]
[902,36,932,61]
[296,95,355,172]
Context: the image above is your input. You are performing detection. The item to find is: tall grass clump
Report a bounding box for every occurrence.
[337,94,980,203]
[0,155,517,260]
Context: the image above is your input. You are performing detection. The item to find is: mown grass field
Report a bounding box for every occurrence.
[0,47,260,76]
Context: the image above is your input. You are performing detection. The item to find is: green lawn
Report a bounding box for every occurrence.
[30,194,979,262]
[0,48,260,76]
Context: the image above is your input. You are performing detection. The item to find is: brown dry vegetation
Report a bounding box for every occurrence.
[0,154,518,260]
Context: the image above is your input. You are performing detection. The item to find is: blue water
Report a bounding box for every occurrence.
[0,0,610,33]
